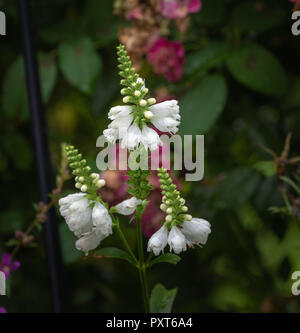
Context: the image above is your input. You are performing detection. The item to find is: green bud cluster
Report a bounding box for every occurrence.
[117,44,156,129]
[65,145,106,201]
[157,168,192,228]
[127,169,152,200]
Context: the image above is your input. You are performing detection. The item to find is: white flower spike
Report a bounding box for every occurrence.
[103,44,180,151]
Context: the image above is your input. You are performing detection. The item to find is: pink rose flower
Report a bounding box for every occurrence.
[147,37,185,82]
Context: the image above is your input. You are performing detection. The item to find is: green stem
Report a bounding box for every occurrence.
[136,207,150,313]
[113,218,137,264]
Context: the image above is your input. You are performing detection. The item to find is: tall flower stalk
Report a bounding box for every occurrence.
[57,44,211,313]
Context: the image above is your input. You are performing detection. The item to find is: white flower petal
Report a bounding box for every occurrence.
[181,218,211,246]
[115,197,142,215]
[59,193,93,237]
[149,100,179,118]
[147,225,169,256]
[75,228,105,255]
[108,105,132,120]
[141,126,162,151]
[168,226,187,254]
[92,202,112,237]
[121,123,143,150]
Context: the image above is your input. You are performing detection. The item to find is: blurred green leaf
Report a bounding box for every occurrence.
[147,253,181,267]
[58,37,102,94]
[39,53,57,103]
[2,57,29,120]
[226,42,287,96]
[3,133,32,170]
[59,223,81,264]
[94,247,136,266]
[180,74,227,134]
[194,0,225,26]
[149,283,178,313]
[184,41,227,77]
[214,169,261,209]
[230,1,286,33]
[254,161,276,177]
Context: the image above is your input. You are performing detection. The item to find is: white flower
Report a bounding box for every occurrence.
[75,228,106,255]
[149,100,180,134]
[59,193,113,254]
[122,123,142,150]
[181,218,211,247]
[103,100,180,151]
[147,225,169,256]
[168,226,187,254]
[92,202,113,237]
[59,193,92,237]
[114,197,142,215]
[141,126,161,151]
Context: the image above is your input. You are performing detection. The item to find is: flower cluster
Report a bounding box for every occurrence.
[147,168,211,255]
[115,0,202,81]
[103,44,180,151]
[147,37,185,82]
[59,145,142,255]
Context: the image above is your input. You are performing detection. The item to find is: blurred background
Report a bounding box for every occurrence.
[0,0,300,313]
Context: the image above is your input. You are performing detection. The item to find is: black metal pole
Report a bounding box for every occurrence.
[17,0,65,313]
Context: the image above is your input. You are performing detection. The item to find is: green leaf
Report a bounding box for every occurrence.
[147,253,181,267]
[254,161,276,177]
[184,41,227,77]
[39,53,57,103]
[149,283,178,313]
[58,37,102,94]
[226,42,287,96]
[194,0,225,26]
[2,57,29,120]
[280,176,300,195]
[94,247,136,266]
[180,74,227,135]
[214,169,261,209]
[59,223,81,264]
[2,54,57,121]
[230,1,286,33]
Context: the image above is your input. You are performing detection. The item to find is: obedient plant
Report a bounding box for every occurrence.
[58,44,211,313]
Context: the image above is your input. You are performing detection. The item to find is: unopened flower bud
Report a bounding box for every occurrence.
[139,99,147,107]
[81,185,88,192]
[166,215,172,222]
[96,179,106,188]
[185,214,193,221]
[144,111,153,119]
[147,98,156,105]
[75,182,82,189]
[181,206,188,212]
[134,90,141,97]
[142,88,149,94]
[160,204,167,211]
[180,198,185,205]
[166,207,173,214]
[79,176,84,183]
[91,173,99,179]
[120,88,127,95]
[123,96,130,103]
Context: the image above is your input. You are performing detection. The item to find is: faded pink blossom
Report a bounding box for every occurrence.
[160,0,202,19]
[147,37,185,82]
[0,307,7,313]
[0,253,20,279]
